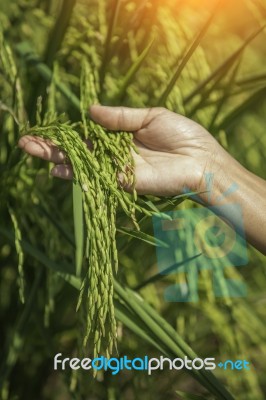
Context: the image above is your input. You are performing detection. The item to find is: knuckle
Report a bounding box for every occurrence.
[117,107,126,130]
[155,106,167,115]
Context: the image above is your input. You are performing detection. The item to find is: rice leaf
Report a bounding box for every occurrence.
[99,0,122,91]
[16,43,80,111]
[218,86,266,130]
[184,24,266,105]
[236,73,266,87]
[114,281,234,400]
[114,302,168,354]
[208,59,242,131]
[117,226,169,248]
[44,0,77,68]
[1,225,233,399]
[134,253,202,291]
[114,37,154,103]
[176,391,212,400]
[158,0,224,106]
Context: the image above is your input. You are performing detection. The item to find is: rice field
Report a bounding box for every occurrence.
[0,0,266,399]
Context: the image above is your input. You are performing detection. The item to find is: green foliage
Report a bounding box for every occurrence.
[0,0,266,399]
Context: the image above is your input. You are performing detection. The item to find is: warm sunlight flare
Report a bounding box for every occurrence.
[1,0,266,399]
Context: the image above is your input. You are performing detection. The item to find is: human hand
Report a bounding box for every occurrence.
[18,105,225,197]
[18,105,266,253]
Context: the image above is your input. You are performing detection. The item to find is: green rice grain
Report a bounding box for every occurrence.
[22,60,155,358]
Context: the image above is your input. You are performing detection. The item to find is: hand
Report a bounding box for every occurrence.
[18,105,266,253]
[18,105,221,196]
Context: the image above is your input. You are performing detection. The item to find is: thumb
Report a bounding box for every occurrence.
[89,105,156,132]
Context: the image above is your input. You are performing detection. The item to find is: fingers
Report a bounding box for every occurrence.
[51,164,73,180]
[18,134,141,190]
[18,136,74,180]
[90,104,166,132]
[18,135,67,164]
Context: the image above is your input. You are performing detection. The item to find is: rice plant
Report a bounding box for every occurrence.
[0,0,266,399]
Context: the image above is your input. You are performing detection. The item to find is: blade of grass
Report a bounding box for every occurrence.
[176,391,211,400]
[0,227,74,275]
[113,37,155,103]
[1,227,234,399]
[158,0,224,106]
[0,266,44,388]
[114,302,168,355]
[99,0,122,92]
[208,59,242,132]
[114,281,234,400]
[125,0,152,37]
[218,86,266,130]
[134,253,202,291]
[184,24,266,105]
[136,197,173,219]
[237,73,266,86]
[36,204,75,246]
[44,0,77,68]
[16,43,80,111]
[191,82,266,110]
[106,0,153,67]
[27,0,77,122]
[1,224,165,356]
[117,226,169,248]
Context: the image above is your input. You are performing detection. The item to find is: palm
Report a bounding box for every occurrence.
[19,106,216,197]
[131,111,214,196]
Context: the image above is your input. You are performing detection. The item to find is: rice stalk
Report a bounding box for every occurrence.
[21,59,163,358]
[8,207,25,304]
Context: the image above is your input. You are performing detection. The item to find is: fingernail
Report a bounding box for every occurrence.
[51,166,59,177]
[18,138,27,148]
[89,104,101,115]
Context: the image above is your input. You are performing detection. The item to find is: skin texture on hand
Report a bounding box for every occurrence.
[18,105,217,196]
[18,105,266,254]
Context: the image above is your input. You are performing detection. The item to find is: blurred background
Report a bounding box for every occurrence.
[0,0,266,399]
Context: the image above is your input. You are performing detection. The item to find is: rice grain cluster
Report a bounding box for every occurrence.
[24,60,152,358]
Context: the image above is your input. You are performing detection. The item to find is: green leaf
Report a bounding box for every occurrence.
[237,73,266,87]
[184,24,266,105]
[114,281,235,400]
[137,197,173,220]
[218,86,266,130]
[158,0,223,106]
[176,391,212,400]
[99,0,122,91]
[114,301,168,354]
[37,204,75,247]
[134,253,202,291]
[16,44,81,111]
[1,227,234,400]
[114,37,155,103]
[208,59,242,131]
[44,0,77,67]
[0,227,73,275]
[117,226,169,248]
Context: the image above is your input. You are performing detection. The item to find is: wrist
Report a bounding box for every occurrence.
[194,144,244,206]
[187,140,266,255]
